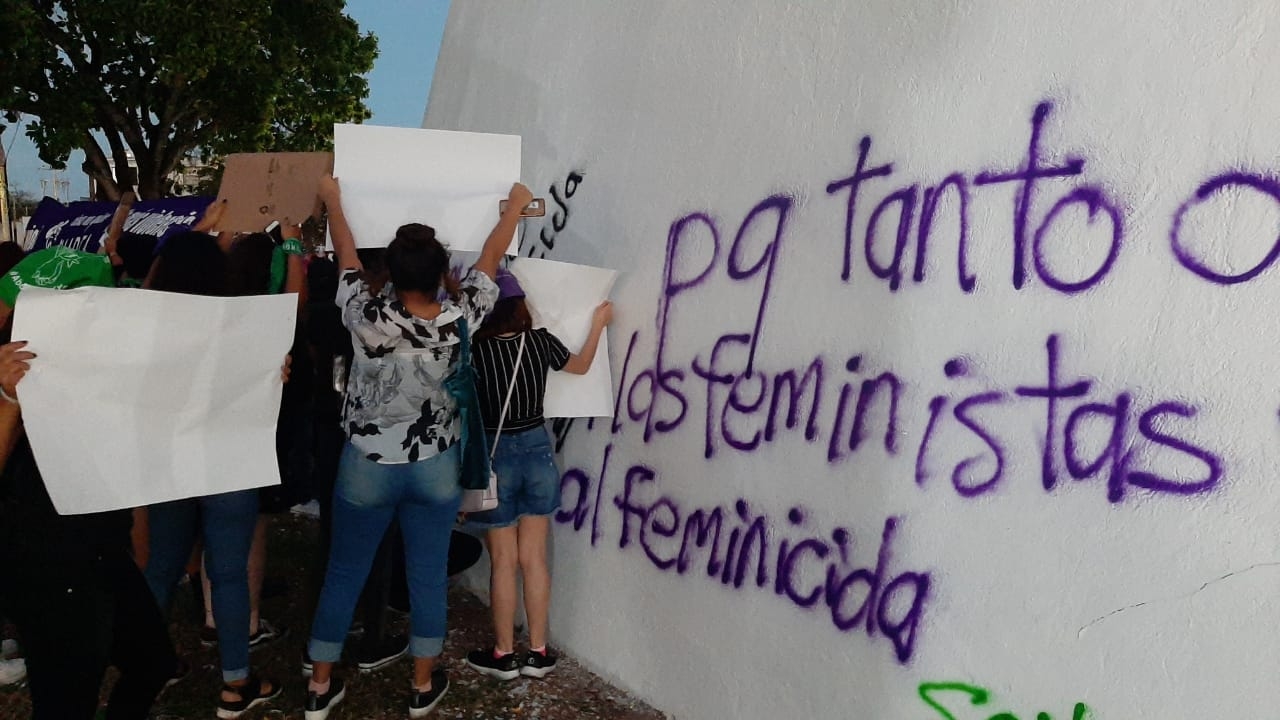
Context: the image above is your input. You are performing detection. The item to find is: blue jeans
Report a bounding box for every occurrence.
[144,489,259,682]
[309,442,461,662]
[467,426,562,529]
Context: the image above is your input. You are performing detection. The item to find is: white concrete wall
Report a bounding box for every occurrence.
[427,2,1280,718]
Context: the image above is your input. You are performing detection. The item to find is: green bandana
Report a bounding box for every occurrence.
[269,239,306,294]
[0,247,117,306]
[268,245,286,295]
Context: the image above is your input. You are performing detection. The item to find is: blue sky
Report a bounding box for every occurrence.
[2,0,450,198]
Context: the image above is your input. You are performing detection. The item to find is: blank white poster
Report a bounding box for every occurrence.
[12,287,297,515]
[510,257,617,417]
[333,124,521,253]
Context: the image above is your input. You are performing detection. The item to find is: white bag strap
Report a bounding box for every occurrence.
[490,333,527,458]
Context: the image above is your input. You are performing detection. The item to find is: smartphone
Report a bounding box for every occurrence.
[265,220,284,245]
[499,198,546,217]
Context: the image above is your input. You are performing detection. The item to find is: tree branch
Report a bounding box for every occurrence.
[80,131,119,202]
[42,10,152,173]
[102,124,135,195]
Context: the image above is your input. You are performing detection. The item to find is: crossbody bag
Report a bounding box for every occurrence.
[459,333,526,513]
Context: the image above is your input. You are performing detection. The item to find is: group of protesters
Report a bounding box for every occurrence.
[0,175,613,720]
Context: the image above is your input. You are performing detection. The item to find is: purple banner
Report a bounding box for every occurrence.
[24,196,214,254]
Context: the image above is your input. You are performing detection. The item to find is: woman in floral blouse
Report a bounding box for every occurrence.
[305,175,533,720]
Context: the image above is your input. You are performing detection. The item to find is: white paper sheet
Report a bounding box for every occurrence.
[333,124,521,253]
[509,257,618,417]
[12,287,298,515]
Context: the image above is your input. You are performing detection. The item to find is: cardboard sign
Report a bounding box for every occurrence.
[216,152,334,232]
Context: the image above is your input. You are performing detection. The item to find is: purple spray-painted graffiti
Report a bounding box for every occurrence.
[543,98,1253,667]
[826,100,1280,293]
[556,444,931,664]
[608,169,1223,504]
[1170,172,1280,285]
[619,323,1222,504]
[827,101,1124,294]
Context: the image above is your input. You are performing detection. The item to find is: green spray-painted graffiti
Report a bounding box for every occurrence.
[919,682,1090,720]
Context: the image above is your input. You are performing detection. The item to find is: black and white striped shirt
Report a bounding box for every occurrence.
[471,329,571,433]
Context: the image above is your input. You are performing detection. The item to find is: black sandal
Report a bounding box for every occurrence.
[164,658,191,689]
[216,674,281,719]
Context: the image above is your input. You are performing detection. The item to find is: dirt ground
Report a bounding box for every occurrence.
[0,513,667,720]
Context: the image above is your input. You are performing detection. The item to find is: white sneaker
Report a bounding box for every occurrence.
[0,657,26,686]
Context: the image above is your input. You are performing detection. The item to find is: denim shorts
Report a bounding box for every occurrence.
[467,426,561,529]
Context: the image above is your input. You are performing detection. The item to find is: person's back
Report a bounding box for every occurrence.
[463,269,612,682]
[142,230,284,718]
[304,177,522,720]
[471,326,570,433]
[0,348,175,720]
[0,435,133,581]
[336,227,494,463]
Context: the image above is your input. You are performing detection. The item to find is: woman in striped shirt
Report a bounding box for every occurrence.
[464,269,611,681]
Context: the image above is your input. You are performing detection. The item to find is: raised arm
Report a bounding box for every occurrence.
[101,192,137,264]
[281,223,308,310]
[189,198,237,251]
[473,183,533,280]
[319,175,360,272]
[191,198,226,233]
[562,301,613,375]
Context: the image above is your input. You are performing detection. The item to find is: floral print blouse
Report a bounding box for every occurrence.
[337,267,499,464]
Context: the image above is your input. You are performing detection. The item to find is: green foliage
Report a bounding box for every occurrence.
[0,0,377,199]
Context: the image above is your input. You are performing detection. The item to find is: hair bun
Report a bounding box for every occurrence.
[396,223,436,245]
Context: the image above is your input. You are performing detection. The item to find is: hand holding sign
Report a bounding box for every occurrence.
[0,341,34,402]
[12,287,297,514]
[101,192,137,263]
[593,300,614,327]
[331,125,521,251]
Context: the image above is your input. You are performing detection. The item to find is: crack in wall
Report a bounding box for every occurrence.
[1076,561,1280,638]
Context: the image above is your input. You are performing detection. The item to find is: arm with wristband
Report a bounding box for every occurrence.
[270,222,308,310]
[101,192,136,266]
[318,175,360,273]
